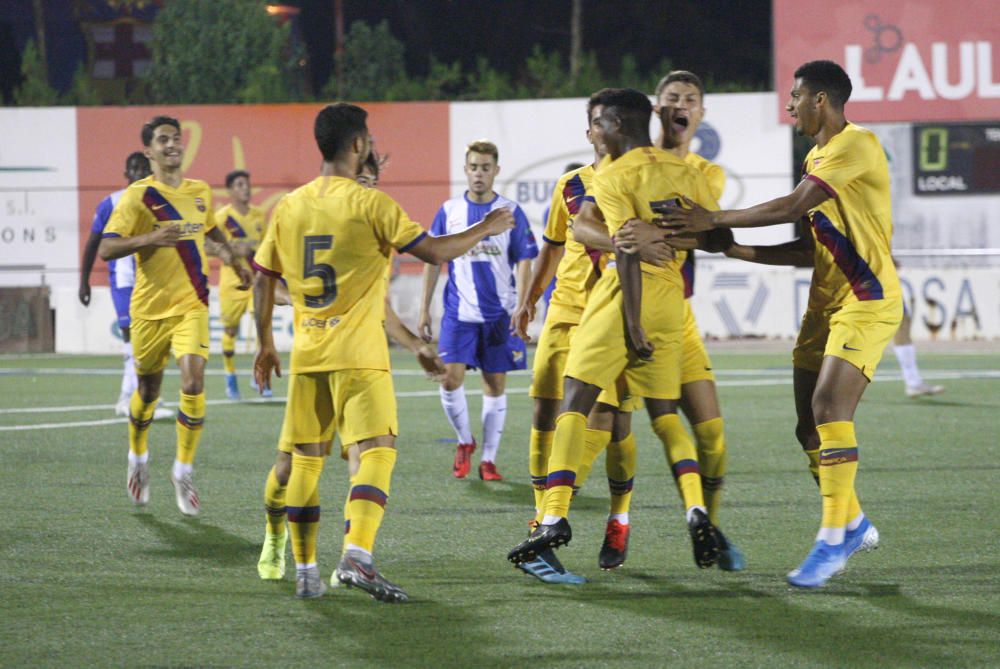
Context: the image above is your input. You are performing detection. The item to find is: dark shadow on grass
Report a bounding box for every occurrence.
[135,514,257,565]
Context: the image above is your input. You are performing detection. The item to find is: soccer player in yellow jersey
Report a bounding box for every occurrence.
[664,60,901,588]
[209,170,266,401]
[252,103,514,600]
[507,88,722,570]
[99,115,252,517]
[254,148,445,585]
[654,70,745,571]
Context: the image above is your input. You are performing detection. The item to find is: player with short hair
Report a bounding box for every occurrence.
[79,151,169,421]
[419,140,538,481]
[654,70,745,570]
[663,60,900,587]
[208,169,267,400]
[252,103,515,600]
[99,115,252,517]
[507,88,722,570]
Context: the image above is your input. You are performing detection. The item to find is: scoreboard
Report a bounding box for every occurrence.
[912,122,1000,196]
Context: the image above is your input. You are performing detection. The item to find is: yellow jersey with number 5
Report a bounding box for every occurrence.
[252,176,426,374]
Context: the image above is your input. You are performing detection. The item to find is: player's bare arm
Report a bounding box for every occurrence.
[418,263,441,343]
[206,227,253,289]
[78,230,103,306]
[574,202,674,266]
[252,271,281,393]
[98,223,184,260]
[660,178,830,233]
[725,232,814,268]
[384,302,446,381]
[615,249,653,360]
[511,241,564,340]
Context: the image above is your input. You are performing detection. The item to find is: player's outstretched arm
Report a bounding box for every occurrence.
[252,271,281,394]
[408,207,515,266]
[661,178,830,234]
[384,302,446,381]
[726,234,814,268]
[511,242,563,340]
[79,230,103,306]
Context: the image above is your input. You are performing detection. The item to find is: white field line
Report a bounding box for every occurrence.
[2,368,998,431]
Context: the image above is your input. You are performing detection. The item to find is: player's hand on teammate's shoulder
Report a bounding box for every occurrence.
[149,223,184,247]
[615,219,675,267]
[480,206,516,235]
[656,196,714,235]
[415,344,446,382]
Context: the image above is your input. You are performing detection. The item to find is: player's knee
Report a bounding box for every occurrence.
[181,378,204,395]
[795,421,818,449]
[533,399,558,431]
[274,456,292,485]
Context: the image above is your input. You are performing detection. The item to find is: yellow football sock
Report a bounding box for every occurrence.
[817,421,859,543]
[221,332,237,374]
[529,428,554,522]
[806,444,861,516]
[342,475,355,547]
[606,432,637,516]
[542,412,587,518]
[175,392,205,465]
[804,447,821,485]
[574,428,611,493]
[345,447,396,554]
[263,466,287,536]
[287,453,324,566]
[127,391,157,457]
[693,417,727,526]
[651,413,705,511]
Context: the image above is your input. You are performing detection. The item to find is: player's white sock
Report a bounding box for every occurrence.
[127,451,149,465]
[172,460,193,481]
[893,344,923,388]
[480,393,507,463]
[120,340,138,402]
[685,505,709,524]
[610,512,629,525]
[816,526,846,545]
[439,385,474,444]
[846,511,865,532]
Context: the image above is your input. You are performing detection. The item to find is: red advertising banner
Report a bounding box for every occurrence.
[773,0,1000,123]
[77,102,450,284]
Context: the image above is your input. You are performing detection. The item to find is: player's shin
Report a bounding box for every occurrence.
[574,428,611,493]
[693,417,727,525]
[529,428,554,522]
[542,412,587,521]
[174,392,205,475]
[287,454,324,568]
[264,466,287,536]
[344,447,396,554]
[652,413,706,513]
[606,432,637,519]
[128,391,157,457]
[816,421,859,545]
[221,331,237,375]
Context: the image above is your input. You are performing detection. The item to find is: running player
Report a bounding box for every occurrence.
[79,152,170,421]
[209,170,267,400]
[99,115,252,516]
[663,60,899,587]
[507,88,721,570]
[252,103,515,599]
[419,140,538,481]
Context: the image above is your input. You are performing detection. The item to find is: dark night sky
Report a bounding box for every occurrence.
[0,0,774,102]
[297,0,773,94]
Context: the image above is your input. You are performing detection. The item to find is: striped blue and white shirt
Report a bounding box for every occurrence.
[91,189,135,289]
[431,192,538,323]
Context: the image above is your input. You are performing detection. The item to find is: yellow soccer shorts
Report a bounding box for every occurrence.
[219,292,251,329]
[793,298,903,380]
[680,300,715,386]
[277,369,398,458]
[565,270,684,401]
[130,310,210,375]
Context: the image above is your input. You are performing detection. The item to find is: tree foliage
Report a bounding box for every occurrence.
[324,20,406,101]
[14,40,59,106]
[148,0,293,104]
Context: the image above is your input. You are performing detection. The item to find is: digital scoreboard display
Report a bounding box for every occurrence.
[912,122,1000,196]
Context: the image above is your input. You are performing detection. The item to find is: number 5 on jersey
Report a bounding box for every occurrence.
[304,235,337,307]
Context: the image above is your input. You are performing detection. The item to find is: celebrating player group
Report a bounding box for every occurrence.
[93,58,898,601]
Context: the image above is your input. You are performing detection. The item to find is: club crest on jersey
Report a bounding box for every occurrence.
[195,197,206,212]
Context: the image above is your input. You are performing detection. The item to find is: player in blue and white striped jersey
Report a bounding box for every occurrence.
[419,139,538,481]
